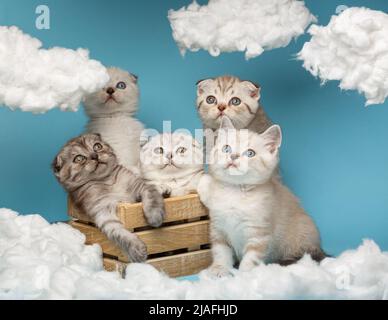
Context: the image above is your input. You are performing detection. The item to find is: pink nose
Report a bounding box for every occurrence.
[218,104,227,112]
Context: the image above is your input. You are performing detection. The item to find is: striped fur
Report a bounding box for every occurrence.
[53,134,165,263]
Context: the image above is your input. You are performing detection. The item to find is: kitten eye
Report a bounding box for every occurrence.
[206,96,217,104]
[176,147,187,155]
[116,82,126,90]
[230,97,241,106]
[243,149,256,158]
[93,143,103,152]
[154,147,164,155]
[222,145,232,154]
[73,155,86,164]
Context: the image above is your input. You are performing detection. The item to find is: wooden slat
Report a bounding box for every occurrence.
[68,194,208,229]
[70,220,210,262]
[103,249,212,278]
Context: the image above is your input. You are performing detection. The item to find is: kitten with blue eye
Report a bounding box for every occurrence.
[84,67,144,172]
[196,75,272,133]
[140,132,204,197]
[198,121,325,277]
[52,134,165,263]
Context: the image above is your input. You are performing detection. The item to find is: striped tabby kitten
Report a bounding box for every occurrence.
[196,75,272,133]
[53,134,165,262]
[198,125,325,277]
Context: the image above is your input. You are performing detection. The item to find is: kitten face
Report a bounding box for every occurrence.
[196,76,261,129]
[53,134,118,191]
[140,132,203,180]
[84,67,139,117]
[209,126,282,185]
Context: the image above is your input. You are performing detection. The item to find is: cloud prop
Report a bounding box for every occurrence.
[168,0,316,60]
[298,7,388,106]
[0,26,109,113]
[1,209,388,299]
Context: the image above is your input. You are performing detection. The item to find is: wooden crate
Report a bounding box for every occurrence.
[68,194,212,278]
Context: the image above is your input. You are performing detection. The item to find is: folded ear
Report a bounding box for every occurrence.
[219,116,235,130]
[52,155,64,175]
[241,81,261,100]
[130,73,138,83]
[261,125,282,154]
[196,78,213,95]
[139,129,159,148]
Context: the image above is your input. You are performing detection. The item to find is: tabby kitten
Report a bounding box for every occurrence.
[196,76,272,132]
[197,124,325,277]
[84,67,144,172]
[140,132,204,197]
[53,134,165,262]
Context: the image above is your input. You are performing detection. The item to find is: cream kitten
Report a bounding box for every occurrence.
[84,67,144,172]
[198,124,325,277]
[196,75,272,133]
[140,132,204,197]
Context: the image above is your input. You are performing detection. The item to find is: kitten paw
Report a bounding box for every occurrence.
[157,185,172,199]
[145,207,165,228]
[239,260,259,272]
[127,238,148,263]
[208,264,233,278]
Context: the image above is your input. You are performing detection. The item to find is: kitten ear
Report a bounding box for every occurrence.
[52,155,63,175]
[196,78,213,95]
[262,125,282,154]
[139,129,158,148]
[130,73,138,83]
[219,116,235,131]
[241,81,261,100]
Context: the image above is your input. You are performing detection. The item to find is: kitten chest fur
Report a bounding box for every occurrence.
[200,177,273,260]
[87,117,144,169]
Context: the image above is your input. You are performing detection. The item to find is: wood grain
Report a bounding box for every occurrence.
[68,194,209,229]
[104,249,212,278]
[70,220,210,263]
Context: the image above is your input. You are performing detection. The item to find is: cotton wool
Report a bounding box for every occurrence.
[0,26,109,113]
[298,7,388,106]
[1,208,388,300]
[168,0,316,59]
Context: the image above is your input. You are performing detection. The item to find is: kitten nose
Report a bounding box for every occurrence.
[106,87,115,95]
[91,153,99,161]
[230,153,240,161]
[166,152,173,160]
[218,104,227,112]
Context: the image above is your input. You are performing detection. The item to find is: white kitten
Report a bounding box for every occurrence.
[140,132,204,197]
[84,67,144,172]
[198,123,325,277]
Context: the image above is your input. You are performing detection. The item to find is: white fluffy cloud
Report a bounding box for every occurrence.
[168,0,316,59]
[0,26,109,113]
[298,7,388,106]
[1,209,388,300]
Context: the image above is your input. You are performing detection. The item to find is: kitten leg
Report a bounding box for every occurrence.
[93,204,147,263]
[239,237,269,272]
[208,232,235,278]
[136,181,166,228]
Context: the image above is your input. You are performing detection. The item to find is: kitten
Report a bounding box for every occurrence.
[52,134,165,263]
[197,124,325,277]
[140,132,204,197]
[84,67,144,172]
[196,75,272,131]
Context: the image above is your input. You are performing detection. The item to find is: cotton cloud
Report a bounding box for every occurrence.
[1,209,388,300]
[298,7,388,106]
[0,26,109,113]
[168,0,316,59]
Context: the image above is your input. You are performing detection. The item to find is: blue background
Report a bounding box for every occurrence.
[0,0,387,256]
